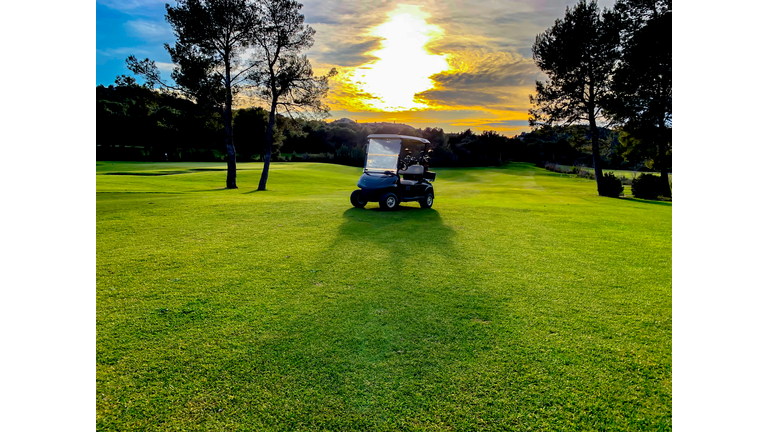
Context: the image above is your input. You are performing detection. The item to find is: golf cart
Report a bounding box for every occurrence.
[350,134,436,210]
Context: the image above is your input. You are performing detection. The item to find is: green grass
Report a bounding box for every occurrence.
[97,161,671,431]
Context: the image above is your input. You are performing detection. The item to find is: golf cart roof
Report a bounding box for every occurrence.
[367,134,430,144]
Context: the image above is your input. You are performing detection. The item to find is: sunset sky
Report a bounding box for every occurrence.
[96,0,615,136]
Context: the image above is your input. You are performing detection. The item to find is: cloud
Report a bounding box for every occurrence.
[312,38,381,67]
[415,86,532,112]
[155,62,176,73]
[415,89,504,107]
[96,47,150,59]
[450,119,530,128]
[436,51,541,88]
[97,0,166,12]
[411,51,541,110]
[124,19,173,41]
[302,0,398,26]
[326,71,384,112]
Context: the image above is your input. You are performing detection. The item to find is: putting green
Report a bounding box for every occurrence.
[97,161,671,431]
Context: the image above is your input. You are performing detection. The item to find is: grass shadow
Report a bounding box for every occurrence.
[335,206,456,255]
[242,206,508,420]
[189,187,239,192]
[103,171,191,176]
[620,197,672,206]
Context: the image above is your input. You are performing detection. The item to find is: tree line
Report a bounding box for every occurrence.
[97,80,654,171]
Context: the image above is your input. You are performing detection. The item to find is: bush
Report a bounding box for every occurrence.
[576,167,595,180]
[544,163,575,175]
[632,173,663,199]
[600,172,624,197]
[300,153,334,162]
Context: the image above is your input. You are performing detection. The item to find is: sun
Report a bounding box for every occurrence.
[349,5,450,111]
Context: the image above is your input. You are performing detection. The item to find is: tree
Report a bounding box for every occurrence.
[233,107,270,160]
[478,130,508,165]
[608,0,672,196]
[247,0,336,191]
[127,0,261,189]
[529,0,621,196]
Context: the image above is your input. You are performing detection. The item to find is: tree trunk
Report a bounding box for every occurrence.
[656,113,671,197]
[588,112,605,196]
[659,169,671,197]
[224,110,237,189]
[224,58,237,189]
[257,99,278,191]
[657,140,672,198]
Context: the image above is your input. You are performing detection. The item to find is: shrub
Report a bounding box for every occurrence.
[544,163,576,175]
[600,172,624,197]
[300,153,334,162]
[632,173,663,199]
[576,167,595,180]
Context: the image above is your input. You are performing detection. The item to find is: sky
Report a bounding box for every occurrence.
[96,0,615,136]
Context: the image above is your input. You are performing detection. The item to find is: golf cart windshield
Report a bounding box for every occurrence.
[365,138,401,173]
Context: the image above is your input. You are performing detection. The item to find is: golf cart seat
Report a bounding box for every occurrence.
[399,165,424,186]
[398,165,424,176]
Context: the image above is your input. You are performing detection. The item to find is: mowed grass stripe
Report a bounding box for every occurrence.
[97,162,671,431]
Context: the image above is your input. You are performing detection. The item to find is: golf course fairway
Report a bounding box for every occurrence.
[97,161,671,431]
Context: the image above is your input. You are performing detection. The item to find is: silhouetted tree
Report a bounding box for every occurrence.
[479,130,508,165]
[127,0,261,189]
[97,80,227,161]
[247,0,337,191]
[114,74,138,87]
[530,0,621,196]
[608,0,672,196]
[233,107,270,160]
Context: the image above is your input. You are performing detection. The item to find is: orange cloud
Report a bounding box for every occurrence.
[300,0,561,135]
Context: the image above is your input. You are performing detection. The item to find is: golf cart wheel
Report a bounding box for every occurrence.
[379,193,399,210]
[350,190,367,208]
[420,192,434,209]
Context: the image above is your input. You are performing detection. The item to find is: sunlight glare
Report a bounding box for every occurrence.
[350,5,450,111]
